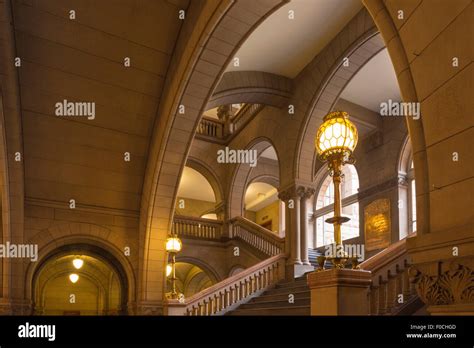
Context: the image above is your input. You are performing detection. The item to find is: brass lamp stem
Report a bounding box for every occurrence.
[332,167,342,247]
[170,252,177,299]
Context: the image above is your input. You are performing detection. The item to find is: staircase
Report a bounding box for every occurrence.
[227,276,310,316]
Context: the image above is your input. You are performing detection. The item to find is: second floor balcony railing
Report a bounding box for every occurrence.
[195,104,264,143]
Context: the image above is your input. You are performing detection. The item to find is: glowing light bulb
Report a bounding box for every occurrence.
[72,258,84,269]
[69,273,79,283]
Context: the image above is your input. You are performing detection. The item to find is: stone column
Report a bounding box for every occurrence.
[278,187,302,279]
[297,186,315,266]
[307,268,372,315]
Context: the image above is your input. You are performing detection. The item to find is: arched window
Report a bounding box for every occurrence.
[314,164,359,247]
[398,137,416,238]
[408,159,416,233]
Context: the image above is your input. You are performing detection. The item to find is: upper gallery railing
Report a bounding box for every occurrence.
[231,103,264,133]
[173,215,223,240]
[229,216,285,256]
[166,253,286,316]
[360,233,420,315]
[195,104,264,142]
[196,117,224,139]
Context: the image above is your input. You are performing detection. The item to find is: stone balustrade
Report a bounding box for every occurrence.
[196,117,224,139]
[173,216,223,240]
[229,216,285,256]
[232,103,264,133]
[166,253,286,316]
[360,233,419,315]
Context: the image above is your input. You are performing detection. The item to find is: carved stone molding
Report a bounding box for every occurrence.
[409,262,474,306]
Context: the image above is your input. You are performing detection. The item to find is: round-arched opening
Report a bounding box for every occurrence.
[32,244,128,315]
[244,181,279,233]
[176,166,218,218]
[314,164,360,247]
[170,262,215,298]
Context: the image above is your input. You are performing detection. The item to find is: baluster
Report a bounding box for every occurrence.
[386,272,397,313]
[378,279,388,315]
[395,270,403,306]
[370,286,379,315]
[213,294,219,314]
[402,269,411,298]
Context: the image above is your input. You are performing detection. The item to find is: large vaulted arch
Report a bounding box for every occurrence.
[137,0,287,314]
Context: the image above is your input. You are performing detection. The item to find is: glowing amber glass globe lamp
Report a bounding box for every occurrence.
[315,111,358,162]
[165,237,182,253]
[315,111,359,269]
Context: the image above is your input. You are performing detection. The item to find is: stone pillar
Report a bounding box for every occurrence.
[307,268,372,315]
[297,186,315,266]
[278,201,285,238]
[278,187,302,279]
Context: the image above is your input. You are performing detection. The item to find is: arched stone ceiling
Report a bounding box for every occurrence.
[225,0,363,78]
[11,0,191,211]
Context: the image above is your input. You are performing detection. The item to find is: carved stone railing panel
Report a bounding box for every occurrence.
[166,254,286,316]
[409,260,474,308]
[229,216,285,256]
[173,216,223,240]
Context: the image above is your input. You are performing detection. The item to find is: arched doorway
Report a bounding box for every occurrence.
[32,244,128,315]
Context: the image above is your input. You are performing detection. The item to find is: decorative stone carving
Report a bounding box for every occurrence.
[409,262,474,306]
[296,186,316,199]
[397,174,408,186]
[216,105,231,121]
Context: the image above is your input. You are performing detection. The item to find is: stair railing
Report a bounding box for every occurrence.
[166,253,286,316]
[359,233,419,315]
[229,216,285,256]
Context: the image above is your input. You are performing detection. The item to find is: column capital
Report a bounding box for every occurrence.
[296,186,316,199]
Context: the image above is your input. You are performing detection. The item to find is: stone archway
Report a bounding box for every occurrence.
[31,246,128,315]
[185,157,225,218]
[228,137,280,218]
[25,223,136,313]
[137,0,286,314]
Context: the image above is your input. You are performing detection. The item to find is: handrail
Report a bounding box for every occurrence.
[175,253,286,315]
[173,215,223,240]
[359,235,413,272]
[229,216,284,256]
[232,104,264,132]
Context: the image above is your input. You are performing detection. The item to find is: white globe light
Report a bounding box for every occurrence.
[69,273,79,283]
[72,258,84,269]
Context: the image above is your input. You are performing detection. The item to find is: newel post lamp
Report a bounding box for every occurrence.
[165,235,182,299]
[315,111,358,269]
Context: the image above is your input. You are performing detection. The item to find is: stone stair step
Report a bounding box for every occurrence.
[249,290,310,303]
[240,298,310,309]
[263,284,309,295]
[227,306,310,316]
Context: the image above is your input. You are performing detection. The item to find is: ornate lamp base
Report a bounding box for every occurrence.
[316,255,361,271]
